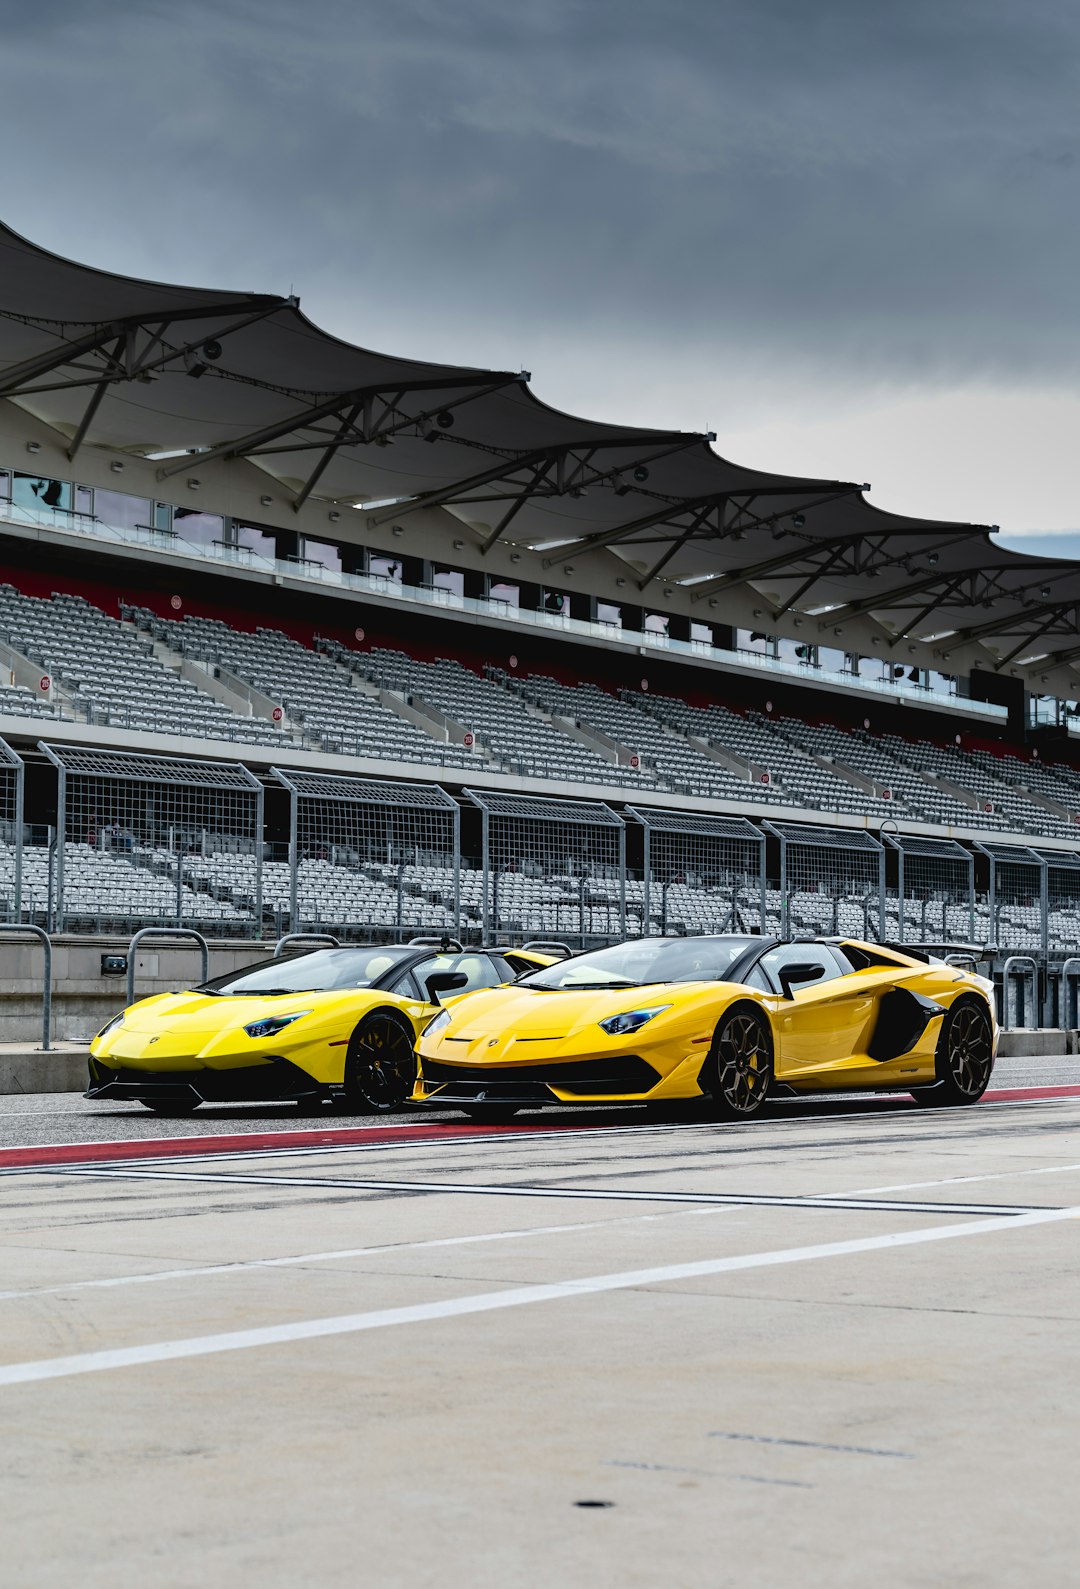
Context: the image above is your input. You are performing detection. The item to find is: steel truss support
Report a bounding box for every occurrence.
[155,372,523,484]
[0,299,286,402]
[369,436,704,545]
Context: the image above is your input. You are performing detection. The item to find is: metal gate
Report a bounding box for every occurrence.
[762,820,885,939]
[464,789,625,947]
[973,841,1046,952]
[626,806,765,937]
[271,768,459,940]
[0,736,23,922]
[39,742,263,936]
[883,831,975,945]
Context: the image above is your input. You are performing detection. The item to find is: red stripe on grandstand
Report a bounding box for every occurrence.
[0,1083,1078,1170]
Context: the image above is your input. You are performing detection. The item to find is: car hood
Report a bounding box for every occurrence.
[431,980,724,1043]
[119,988,344,1035]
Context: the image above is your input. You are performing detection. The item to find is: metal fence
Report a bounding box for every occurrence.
[465,788,625,946]
[763,820,885,939]
[0,736,23,922]
[1038,848,1080,955]
[38,743,264,935]
[973,841,1046,953]
[271,768,459,940]
[883,832,975,944]
[626,806,765,937]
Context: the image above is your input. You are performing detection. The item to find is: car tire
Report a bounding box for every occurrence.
[911,996,994,1108]
[343,1011,417,1113]
[139,1097,201,1116]
[703,1005,773,1120]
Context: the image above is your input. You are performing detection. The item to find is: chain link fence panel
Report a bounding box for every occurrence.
[39,743,263,937]
[625,806,765,937]
[464,789,625,947]
[973,841,1046,953]
[271,769,459,941]
[763,820,885,939]
[882,832,975,945]
[0,737,23,923]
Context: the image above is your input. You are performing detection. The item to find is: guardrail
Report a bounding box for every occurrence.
[1060,957,1080,1029]
[1000,954,1040,1029]
[0,925,52,1050]
[274,933,340,957]
[126,928,210,1007]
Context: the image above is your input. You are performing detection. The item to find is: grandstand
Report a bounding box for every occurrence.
[1,216,1080,1024]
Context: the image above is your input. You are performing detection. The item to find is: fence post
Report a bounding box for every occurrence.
[1000,954,1038,1030]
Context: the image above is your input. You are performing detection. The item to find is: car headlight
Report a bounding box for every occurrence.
[423,1009,452,1038]
[95,1012,125,1040]
[598,1004,671,1037]
[243,1011,311,1040]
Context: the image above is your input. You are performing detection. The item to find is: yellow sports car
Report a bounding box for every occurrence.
[87,941,556,1116]
[414,934,998,1120]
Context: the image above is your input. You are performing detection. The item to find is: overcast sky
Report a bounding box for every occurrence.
[2,0,1078,545]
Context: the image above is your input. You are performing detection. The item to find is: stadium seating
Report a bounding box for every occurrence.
[0,587,281,745]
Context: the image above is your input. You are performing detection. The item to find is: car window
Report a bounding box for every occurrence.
[756,944,848,995]
[742,964,771,993]
[412,953,506,1000]
[386,968,424,1000]
[499,953,535,978]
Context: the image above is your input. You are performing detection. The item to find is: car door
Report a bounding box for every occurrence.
[759,944,877,1079]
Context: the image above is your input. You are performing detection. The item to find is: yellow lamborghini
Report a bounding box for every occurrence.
[414,934,998,1120]
[87,940,556,1116]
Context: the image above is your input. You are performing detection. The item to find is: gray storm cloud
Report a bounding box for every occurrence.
[1,1,1078,456]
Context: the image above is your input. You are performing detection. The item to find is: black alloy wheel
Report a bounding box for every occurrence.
[344,1012,417,1113]
[912,997,994,1107]
[706,1007,773,1119]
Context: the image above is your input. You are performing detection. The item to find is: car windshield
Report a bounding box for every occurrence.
[517,936,757,991]
[198,945,415,996]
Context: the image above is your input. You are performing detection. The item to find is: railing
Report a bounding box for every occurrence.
[126,927,210,1007]
[275,932,340,957]
[0,499,1004,721]
[0,925,52,1049]
[1060,956,1080,1029]
[1000,954,1040,1029]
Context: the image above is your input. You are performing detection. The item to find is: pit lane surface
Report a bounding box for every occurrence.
[1,1079,1078,1586]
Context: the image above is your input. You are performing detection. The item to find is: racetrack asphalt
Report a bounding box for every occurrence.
[1,1067,1078,1586]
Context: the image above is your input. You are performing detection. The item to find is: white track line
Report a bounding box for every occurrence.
[0,1204,1075,1389]
[0,1208,721,1304]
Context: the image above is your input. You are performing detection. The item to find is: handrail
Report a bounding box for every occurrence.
[126,928,210,1007]
[0,925,52,1050]
[520,940,574,958]
[1000,954,1039,1030]
[274,932,340,957]
[1061,956,1080,1029]
[407,935,464,951]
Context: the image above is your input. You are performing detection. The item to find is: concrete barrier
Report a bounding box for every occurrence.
[998,1029,1079,1057]
[0,1044,88,1095]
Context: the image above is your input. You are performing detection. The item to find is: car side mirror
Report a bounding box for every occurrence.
[779,962,827,999]
[425,970,470,1003]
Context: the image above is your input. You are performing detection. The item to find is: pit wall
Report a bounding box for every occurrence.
[0,936,268,1044]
